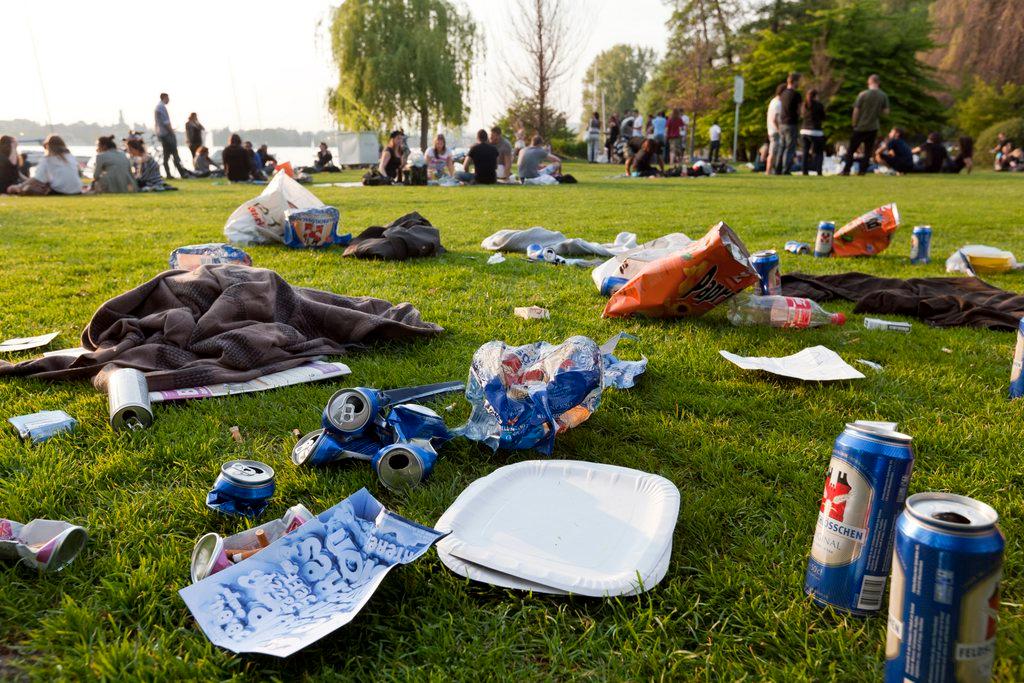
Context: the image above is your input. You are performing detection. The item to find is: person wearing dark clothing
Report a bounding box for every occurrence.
[243,141,265,180]
[842,74,890,175]
[222,134,251,182]
[875,128,914,174]
[913,132,949,173]
[0,136,27,193]
[154,93,190,179]
[946,137,973,174]
[378,131,404,182]
[629,138,664,177]
[605,115,620,164]
[185,113,205,159]
[310,142,340,172]
[458,129,498,184]
[800,89,826,176]
[777,72,802,174]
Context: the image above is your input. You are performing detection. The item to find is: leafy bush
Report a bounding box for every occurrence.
[952,78,1024,138]
[551,138,587,159]
[975,117,1024,166]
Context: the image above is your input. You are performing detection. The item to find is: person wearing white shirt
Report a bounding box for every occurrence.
[708,122,722,162]
[6,135,81,195]
[765,83,785,176]
[631,110,644,139]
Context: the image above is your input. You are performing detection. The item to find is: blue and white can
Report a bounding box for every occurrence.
[885,493,1004,683]
[785,240,811,255]
[910,225,932,264]
[206,460,276,518]
[751,249,782,296]
[600,276,629,297]
[1010,318,1024,399]
[814,221,835,258]
[372,441,437,490]
[805,423,914,615]
[290,428,379,467]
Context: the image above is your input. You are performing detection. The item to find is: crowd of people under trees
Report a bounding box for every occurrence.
[3,77,1023,196]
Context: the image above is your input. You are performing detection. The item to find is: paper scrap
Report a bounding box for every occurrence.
[719,345,865,382]
[1,332,58,353]
[487,253,506,265]
[179,488,445,657]
[514,306,550,320]
[42,346,88,358]
[856,359,884,372]
[150,361,350,403]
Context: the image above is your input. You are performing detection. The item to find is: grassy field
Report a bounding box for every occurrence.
[0,164,1021,681]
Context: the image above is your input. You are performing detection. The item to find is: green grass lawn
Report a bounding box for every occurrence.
[0,165,1022,681]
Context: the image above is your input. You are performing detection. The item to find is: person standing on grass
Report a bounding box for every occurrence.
[708,121,722,162]
[154,93,190,179]
[586,112,601,163]
[800,89,826,175]
[605,114,619,163]
[651,111,667,164]
[185,113,205,161]
[765,83,784,175]
[842,74,890,176]
[666,109,684,165]
[778,72,801,174]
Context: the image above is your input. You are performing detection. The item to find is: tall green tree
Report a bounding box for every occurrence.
[580,44,657,123]
[327,0,478,149]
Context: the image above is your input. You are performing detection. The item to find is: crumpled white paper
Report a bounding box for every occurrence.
[0,332,58,353]
[719,345,864,381]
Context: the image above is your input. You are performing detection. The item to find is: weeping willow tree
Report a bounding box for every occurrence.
[327,0,478,149]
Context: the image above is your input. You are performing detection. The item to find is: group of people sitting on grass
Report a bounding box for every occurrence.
[865,128,974,175]
[372,127,561,185]
[991,132,1024,172]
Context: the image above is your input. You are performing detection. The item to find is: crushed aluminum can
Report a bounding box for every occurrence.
[190,504,314,582]
[785,240,811,255]
[373,441,438,490]
[525,243,562,264]
[108,367,154,431]
[751,249,782,296]
[864,317,912,333]
[291,427,380,466]
[514,306,550,320]
[0,519,88,571]
[206,460,276,518]
[321,382,464,436]
[8,410,77,444]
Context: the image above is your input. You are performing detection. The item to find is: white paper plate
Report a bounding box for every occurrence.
[438,534,672,596]
[436,460,679,596]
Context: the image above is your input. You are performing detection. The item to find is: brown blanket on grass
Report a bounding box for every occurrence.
[781,272,1024,331]
[0,265,442,390]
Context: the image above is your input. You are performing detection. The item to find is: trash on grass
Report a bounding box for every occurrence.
[751,249,783,296]
[230,426,243,443]
[814,221,835,257]
[224,173,325,244]
[1011,319,1024,399]
[785,241,811,255]
[0,332,59,353]
[457,333,646,454]
[150,361,351,403]
[909,225,932,264]
[514,306,549,320]
[206,460,276,518]
[591,233,694,295]
[283,206,351,248]
[728,293,845,328]
[719,345,865,382]
[486,253,505,265]
[482,227,639,258]
[107,367,153,431]
[864,317,911,333]
[945,245,1019,275]
[179,488,446,657]
[8,410,77,443]
[603,222,758,318]
[0,519,87,571]
[856,359,884,372]
[832,203,900,258]
[169,244,253,271]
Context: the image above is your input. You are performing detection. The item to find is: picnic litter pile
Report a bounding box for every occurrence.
[2,198,1021,680]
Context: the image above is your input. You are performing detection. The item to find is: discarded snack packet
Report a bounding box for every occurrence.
[457,333,646,454]
[190,504,315,583]
[169,243,253,271]
[785,241,811,255]
[603,222,758,318]
[8,410,77,444]
[832,203,900,258]
[0,519,87,571]
[283,206,351,248]
[514,306,550,320]
[179,488,446,657]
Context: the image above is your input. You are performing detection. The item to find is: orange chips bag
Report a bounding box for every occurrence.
[603,222,758,318]
[832,203,900,257]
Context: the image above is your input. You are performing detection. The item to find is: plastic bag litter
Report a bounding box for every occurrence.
[456,333,646,454]
[832,203,900,258]
[603,222,757,318]
[591,233,694,294]
[283,206,351,248]
[945,245,1019,275]
[224,173,325,244]
[169,243,253,271]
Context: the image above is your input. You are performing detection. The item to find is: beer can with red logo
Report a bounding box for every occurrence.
[885,493,1004,683]
[804,423,914,615]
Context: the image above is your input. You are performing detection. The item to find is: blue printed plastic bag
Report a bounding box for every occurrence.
[283,206,351,248]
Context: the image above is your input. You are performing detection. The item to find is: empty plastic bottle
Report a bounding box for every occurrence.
[727,293,846,329]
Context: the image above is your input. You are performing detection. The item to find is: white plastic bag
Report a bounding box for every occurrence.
[223,173,325,244]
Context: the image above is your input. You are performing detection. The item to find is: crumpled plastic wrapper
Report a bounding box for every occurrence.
[457,333,646,454]
[832,203,900,258]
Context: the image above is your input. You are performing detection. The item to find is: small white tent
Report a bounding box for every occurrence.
[337,132,379,166]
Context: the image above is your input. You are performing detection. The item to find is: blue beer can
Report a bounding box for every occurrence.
[785,240,811,255]
[206,460,276,518]
[1010,318,1024,399]
[910,225,933,264]
[322,387,382,435]
[814,221,835,258]
[804,423,914,615]
[290,428,379,467]
[885,493,1004,683]
[600,276,629,297]
[372,441,437,490]
[751,249,782,296]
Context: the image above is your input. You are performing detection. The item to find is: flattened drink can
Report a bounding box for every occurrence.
[885,493,1004,683]
[1010,318,1024,399]
[910,225,933,264]
[751,249,782,296]
[205,460,276,518]
[805,423,914,615]
[814,221,835,258]
[373,441,437,490]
